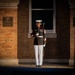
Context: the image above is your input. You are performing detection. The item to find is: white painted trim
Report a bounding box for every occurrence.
[53,0,56,33]
[0,59,18,66]
[28,0,56,38]
[28,0,32,38]
[19,59,69,64]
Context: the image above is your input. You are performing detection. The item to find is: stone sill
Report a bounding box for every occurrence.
[45,33,57,38]
[0,2,19,8]
[28,33,57,38]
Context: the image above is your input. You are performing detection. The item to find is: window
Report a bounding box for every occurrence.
[29,0,56,38]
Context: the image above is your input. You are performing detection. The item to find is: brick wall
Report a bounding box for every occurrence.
[0,0,70,60]
[70,8,75,59]
[55,0,70,59]
[0,8,17,59]
[18,0,70,59]
[18,0,35,59]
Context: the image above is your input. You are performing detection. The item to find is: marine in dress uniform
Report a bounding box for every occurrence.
[30,20,46,67]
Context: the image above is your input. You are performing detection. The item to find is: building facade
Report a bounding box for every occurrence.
[0,0,75,67]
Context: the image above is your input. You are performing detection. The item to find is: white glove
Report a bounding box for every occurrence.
[36,33,39,36]
[43,44,46,47]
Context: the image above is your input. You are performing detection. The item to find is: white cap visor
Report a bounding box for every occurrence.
[36,20,42,22]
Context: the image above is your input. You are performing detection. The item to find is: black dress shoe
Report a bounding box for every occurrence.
[36,65,39,67]
[38,65,42,67]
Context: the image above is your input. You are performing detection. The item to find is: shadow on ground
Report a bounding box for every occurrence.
[0,65,74,75]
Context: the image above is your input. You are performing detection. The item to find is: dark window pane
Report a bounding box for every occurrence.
[32,10,53,30]
[32,0,53,9]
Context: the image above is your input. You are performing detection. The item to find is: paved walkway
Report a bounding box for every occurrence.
[0,63,74,75]
[0,63,74,68]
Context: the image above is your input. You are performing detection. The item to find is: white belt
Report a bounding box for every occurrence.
[38,36,43,38]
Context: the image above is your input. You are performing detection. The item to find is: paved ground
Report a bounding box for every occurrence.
[0,63,74,75]
[7,63,74,68]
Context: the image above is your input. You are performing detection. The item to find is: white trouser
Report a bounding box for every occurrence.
[34,45,43,66]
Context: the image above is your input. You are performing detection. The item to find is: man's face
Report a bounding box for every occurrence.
[36,22,41,27]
